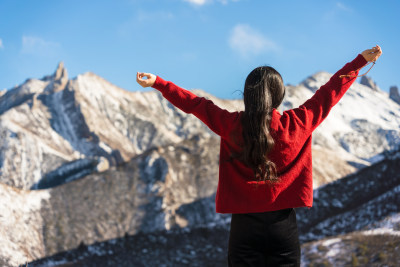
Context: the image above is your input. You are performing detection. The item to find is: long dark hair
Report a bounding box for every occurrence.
[240,66,285,182]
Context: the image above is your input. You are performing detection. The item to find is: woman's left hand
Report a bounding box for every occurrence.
[136,72,156,88]
[361,45,382,62]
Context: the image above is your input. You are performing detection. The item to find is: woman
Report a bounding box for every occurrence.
[136,45,382,266]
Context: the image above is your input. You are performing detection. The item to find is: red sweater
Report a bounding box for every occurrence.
[152,54,367,214]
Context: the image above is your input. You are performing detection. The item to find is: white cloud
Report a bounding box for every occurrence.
[184,0,239,6]
[323,2,353,22]
[21,36,61,56]
[219,0,240,4]
[229,24,277,59]
[184,0,208,5]
[0,38,3,49]
[336,2,352,12]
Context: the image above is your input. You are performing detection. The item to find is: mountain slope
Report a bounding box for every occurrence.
[24,150,400,267]
[26,223,400,267]
[1,64,400,190]
[0,63,241,189]
[287,72,400,160]
[0,135,221,265]
[1,63,399,266]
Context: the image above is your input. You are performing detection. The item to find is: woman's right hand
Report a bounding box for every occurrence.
[136,72,157,88]
[361,45,382,62]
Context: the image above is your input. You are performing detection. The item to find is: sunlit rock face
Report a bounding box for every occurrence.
[0,62,242,190]
[1,63,399,266]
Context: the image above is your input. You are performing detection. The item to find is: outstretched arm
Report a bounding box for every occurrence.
[136,72,238,138]
[281,45,382,138]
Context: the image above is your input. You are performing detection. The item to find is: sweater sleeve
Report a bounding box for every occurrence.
[281,54,368,138]
[152,77,238,138]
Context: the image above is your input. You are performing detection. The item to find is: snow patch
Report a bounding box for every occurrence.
[99,141,113,153]
[322,237,341,247]
[362,228,400,236]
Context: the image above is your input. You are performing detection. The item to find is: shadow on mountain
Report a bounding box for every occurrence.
[30,149,124,190]
[26,226,230,267]
[0,91,36,116]
[31,158,99,190]
[346,160,368,169]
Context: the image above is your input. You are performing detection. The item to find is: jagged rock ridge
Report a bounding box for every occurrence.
[0,63,242,189]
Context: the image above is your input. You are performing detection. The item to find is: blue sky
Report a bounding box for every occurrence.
[0,0,399,99]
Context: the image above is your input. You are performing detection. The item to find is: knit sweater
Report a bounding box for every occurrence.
[152,54,368,214]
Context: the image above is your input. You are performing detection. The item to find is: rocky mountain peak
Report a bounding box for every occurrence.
[360,76,380,91]
[389,85,400,105]
[54,61,68,81]
[41,61,69,93]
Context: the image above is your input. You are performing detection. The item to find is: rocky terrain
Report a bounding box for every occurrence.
[26,226,400,267]
[27,149,400,266]
[0,62,399,266]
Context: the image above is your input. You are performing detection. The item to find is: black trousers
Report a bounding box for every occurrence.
[228,208,300,267]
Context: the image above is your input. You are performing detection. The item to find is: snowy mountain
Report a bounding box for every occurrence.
[0,62,242,189]
[287,72,400,161]
[1,64,399,190]
[0,62,399,266]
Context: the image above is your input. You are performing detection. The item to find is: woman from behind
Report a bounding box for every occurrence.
[137,45,382,266]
